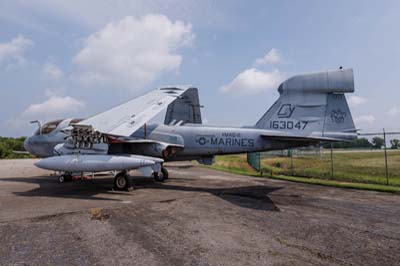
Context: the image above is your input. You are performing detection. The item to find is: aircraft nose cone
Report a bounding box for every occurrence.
[23,137,33,154]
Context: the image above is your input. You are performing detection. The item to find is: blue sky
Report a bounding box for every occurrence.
[0,0,399,137]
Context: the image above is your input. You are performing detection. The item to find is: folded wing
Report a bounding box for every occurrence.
[77,87,191,137]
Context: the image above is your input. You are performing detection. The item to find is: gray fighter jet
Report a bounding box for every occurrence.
[24,68,357,189]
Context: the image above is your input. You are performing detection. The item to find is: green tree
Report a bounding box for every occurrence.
[350,138,373,148]
[323,137,372,149]
[372,137,385,149]
[0,136,29,159]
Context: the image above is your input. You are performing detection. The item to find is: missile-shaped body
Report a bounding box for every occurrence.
[35,154,155,172]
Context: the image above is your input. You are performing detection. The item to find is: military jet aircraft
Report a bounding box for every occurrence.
[24,87,191,189]
[24,68,357,190]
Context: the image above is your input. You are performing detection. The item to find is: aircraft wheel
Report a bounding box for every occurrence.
[161,167,169,180]
[114,172,130,191]
[58,175,65,183]
[153,171,165,182]
[59,174,72,183]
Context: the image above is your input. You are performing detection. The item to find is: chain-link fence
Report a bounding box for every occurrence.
[247,130,400,186]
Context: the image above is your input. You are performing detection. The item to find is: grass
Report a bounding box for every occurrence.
[206,151,400,193]
[258,150,400,186]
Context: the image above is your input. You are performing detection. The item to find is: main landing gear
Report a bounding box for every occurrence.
[153,167,169,182]
[113,171,130,191]
[58,167,168,189]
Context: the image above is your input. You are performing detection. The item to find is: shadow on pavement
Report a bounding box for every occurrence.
[1,175,282,211]
[135,178,282,211]
[1,176,125,201]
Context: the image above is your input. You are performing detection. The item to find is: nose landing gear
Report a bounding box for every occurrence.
[153,167,169,182]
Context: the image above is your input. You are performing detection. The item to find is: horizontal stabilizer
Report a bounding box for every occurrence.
[260,132,352,143]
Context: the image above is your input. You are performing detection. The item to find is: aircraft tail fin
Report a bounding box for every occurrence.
[255,68,357,141]
[164,87,202,125]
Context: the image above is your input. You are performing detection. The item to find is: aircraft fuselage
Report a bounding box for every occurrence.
[143,124,287,160]
[24,123,298,161]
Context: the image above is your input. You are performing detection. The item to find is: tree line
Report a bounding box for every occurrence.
[323,137,400,149]
[0,137,33,159]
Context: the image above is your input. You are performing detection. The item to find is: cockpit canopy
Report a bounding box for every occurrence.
[34,118,84,135]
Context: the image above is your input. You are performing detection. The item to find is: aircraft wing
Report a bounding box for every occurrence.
[108,137,184,159]
[108,136,184,149]
[77,87,191,137]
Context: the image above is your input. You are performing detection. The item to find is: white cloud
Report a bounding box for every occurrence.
[22,96,85,118]
[221,68,285,95]
[42,63,63,79]
[0,35,34,65]
[348,95,366,108]
[255,48,281,65]
[73,14,194,89]
[4,92,85,135]
[388,106,400,116]
[355,115,376,125]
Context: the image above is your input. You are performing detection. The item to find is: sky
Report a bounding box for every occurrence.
[0,0,400,137]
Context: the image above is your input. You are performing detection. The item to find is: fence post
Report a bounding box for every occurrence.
[383,128,389,185]
[330,143,334,178]
[320,145,323,160]
[290,149,294,176]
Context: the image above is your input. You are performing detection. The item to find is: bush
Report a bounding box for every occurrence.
[0,136,30,159]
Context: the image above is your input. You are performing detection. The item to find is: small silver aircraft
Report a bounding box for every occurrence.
[24,68,357,190]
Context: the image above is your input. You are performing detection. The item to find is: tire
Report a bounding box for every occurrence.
[114,172,130,191]
[58,175,65,183]
[161,167,169,180]
[153,172,164,182]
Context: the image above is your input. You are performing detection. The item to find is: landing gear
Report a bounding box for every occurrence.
[58,173,72,183]
[162,167,169,180]
[114,171,130,191]
[153,167,169,182]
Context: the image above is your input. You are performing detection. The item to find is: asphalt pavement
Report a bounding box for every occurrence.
[0,159,399,266]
